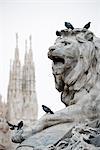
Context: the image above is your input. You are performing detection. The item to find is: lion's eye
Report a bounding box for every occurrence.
[61,41,70,46]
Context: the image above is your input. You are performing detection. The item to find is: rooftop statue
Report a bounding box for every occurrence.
[11,24,100,150]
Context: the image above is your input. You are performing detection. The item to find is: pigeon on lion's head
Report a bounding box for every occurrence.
[48,28,100,110]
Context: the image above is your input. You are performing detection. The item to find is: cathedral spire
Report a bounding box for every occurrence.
[24,40,28,64]
[28,35,33,62]
[29,35,32,50]
[16,33,18,49]
[7,34,38,124]
[10,59,12,71]
[9,59,12,80]
[15,33,19,61]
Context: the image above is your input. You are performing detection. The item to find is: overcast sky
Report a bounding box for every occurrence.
[0,0,100,118]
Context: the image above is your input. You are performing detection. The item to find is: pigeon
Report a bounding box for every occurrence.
[65,22,74,30]
[42,105,54,114]
[7,120,23,130]
[17,121,23,130]
[7,121,18,130]
[83,22,91,29]
[56,31,61,36]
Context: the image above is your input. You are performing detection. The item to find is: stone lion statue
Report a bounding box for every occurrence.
[48,28,100,119]
[11,28,100,149]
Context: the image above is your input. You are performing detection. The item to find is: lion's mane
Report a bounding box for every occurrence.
[48,28,100,107]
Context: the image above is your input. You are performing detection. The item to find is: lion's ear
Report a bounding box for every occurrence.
[84,32,94,41]
[76,33,86,43]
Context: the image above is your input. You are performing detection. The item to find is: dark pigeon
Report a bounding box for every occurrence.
[65,22,74,30]
[7,121,18,130]
[7,120,23,130]
[42,105,54,114]
[83,22,91,29]
[17,121,23,130]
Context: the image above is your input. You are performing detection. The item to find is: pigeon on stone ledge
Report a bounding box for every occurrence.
[65,22,74,30]
[7,120,23,130]
[83,22,91,29]
[42,105,54,114]
[17,121,23,130]
[7,121,17,130]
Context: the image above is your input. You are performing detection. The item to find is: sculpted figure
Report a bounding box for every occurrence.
[11,28,100,149]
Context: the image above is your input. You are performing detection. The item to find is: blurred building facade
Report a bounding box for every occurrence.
[0,34,38,149]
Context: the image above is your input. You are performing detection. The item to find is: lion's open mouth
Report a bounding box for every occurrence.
[52,56,65,65]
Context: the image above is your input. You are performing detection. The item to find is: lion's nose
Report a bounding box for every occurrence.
[49,46,55,52]
[48,46,55,59]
